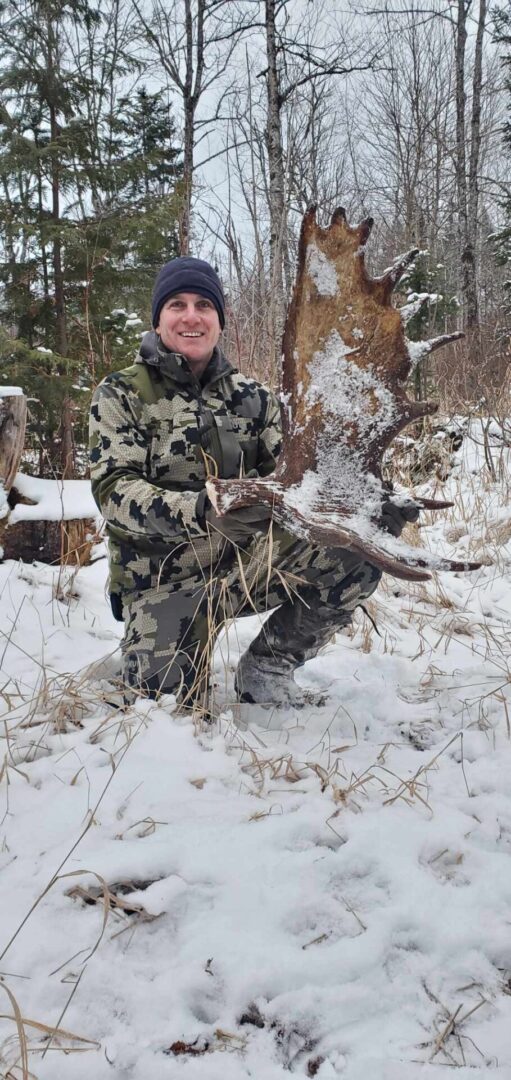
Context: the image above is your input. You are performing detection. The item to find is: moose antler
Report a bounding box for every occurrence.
[207,207,479,582]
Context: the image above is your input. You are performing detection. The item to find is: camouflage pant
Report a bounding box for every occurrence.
[121,528,381,703]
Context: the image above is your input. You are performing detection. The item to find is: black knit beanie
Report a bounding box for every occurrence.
[152,256,225,330]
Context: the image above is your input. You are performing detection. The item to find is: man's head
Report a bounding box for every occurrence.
[152,256,225,374]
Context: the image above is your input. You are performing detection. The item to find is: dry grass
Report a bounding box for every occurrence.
[0,977,99,1079]
[0,409,509,1073]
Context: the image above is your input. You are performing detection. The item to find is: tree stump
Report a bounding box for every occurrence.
[1,490,98,566]
[0,388,99,566]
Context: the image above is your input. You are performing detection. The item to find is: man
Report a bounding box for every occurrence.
[89,257,417,713]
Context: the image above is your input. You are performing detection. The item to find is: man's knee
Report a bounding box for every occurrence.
[271,538,382,606]
[325,558,382,611]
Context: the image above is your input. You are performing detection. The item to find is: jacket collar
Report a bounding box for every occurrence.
[136,330,235,387]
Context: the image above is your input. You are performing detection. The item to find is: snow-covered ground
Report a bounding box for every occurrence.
[0,422,510,1079]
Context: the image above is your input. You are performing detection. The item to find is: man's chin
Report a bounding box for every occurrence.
[182,350,215,373]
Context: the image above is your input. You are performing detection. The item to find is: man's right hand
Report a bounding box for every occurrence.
[205,502,272,544]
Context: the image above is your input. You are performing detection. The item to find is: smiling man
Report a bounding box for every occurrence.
[89,256,416,716]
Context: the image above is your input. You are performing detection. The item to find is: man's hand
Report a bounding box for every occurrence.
[205,502,272,544]
[380,497,420,538]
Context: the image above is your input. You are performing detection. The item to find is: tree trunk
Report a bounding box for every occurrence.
[466,0,486,329]
[0,392,27,493]
[264,0,288,366]
[456,0,486,331]
[455,0,470,317]
[47,13,74,478]
[180,98,195,255]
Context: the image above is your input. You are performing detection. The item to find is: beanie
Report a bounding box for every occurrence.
[152,256,225,330]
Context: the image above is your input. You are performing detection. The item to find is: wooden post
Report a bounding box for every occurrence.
[0,389,27,493]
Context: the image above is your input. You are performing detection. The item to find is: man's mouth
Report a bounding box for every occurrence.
[180,332,203,338]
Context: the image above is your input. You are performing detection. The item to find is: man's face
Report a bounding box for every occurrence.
[156,292,221,372]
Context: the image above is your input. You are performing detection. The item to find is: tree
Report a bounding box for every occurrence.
[259,0,378,357]
[0,0,100,475]
[0,1,183,474]
[491,6,511,321]
[455,0,488,330]
[131,0,254,256]
[64,84,182,380]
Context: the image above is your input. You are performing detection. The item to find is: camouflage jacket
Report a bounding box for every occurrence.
[89,332,282,601]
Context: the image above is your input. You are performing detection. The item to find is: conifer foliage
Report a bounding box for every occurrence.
[0,0,182,475]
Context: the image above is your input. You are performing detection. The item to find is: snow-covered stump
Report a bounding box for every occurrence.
[1,489,98,566]
[0,389,99,565]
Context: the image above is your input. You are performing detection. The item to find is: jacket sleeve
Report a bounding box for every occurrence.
[257,390,282,477]
[89,376,208,543]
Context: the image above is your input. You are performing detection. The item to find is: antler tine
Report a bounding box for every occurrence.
[358,216,374,246]
[423,331,465,355]
[374,248,419,303]
[330,206,347,225]
[406,331,464,372]
[404,399,439,422]
[419,498,455,510]
[329,207,372,245]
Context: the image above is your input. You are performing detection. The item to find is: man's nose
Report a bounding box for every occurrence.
[182,304,200,322]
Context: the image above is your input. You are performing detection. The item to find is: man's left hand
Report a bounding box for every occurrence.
[380,498,420,538]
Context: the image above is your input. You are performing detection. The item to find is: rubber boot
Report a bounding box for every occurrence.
[234,598,351,708]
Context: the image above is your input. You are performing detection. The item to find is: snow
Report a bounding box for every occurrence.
[284,330,396,518]
[8,474,99,523]
[0,480,8,520]
[0,385,24,396]
[304,331,396,437]
[400,293,431,324]
[307,245,339,296]
[406,339,431,369]
[0,423,510,1078]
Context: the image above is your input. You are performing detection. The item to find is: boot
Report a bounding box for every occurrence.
[234,598,351,709]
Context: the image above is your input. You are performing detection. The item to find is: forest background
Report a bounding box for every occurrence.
[0,0,509,479]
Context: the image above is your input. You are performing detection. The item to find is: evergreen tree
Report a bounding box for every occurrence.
[0,3,182,476]
[65,85,182,357]
[400,254,460,401]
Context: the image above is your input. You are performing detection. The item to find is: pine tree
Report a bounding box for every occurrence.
[400,254,460,401]
[0,4,182,475]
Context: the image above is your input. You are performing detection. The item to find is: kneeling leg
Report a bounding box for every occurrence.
[121,581,213,706]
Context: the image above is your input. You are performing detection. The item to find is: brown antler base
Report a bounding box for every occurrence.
[206,476,479,582]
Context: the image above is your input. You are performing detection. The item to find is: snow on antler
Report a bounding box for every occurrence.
[207,207,478,582]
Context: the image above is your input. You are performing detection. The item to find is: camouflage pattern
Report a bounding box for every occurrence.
[90,331,382,704]
[89,331,282,602]
[121,523,381,702]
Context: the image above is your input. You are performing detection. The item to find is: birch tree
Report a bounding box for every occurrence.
[132,0,254,256]
[257,0,378,363]
[455,0,488,329]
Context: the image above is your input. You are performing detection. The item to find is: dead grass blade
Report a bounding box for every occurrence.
[0,982,28,1080]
